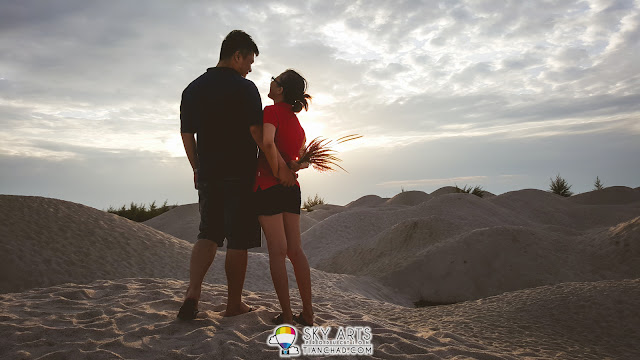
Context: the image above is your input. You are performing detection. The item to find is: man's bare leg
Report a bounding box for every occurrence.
[223,248,251,316]
[184,239,219,306]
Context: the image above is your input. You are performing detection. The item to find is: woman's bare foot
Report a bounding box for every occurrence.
[272,311,294,324]
[184,285,201,306]
[294,311,314,326]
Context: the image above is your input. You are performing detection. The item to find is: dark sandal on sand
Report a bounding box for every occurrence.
[177,298,199,320]
[293,313,313,327]
[272,313,285,325]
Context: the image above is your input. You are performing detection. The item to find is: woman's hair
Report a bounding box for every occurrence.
[279,69,312,113]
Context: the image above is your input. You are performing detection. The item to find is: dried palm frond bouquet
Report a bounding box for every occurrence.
[297,134,362,172]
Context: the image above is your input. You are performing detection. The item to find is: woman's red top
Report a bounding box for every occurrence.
[253,102,305,191]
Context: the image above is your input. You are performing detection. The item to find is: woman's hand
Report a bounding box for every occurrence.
[277,166,297,186]
[288,160,309,172]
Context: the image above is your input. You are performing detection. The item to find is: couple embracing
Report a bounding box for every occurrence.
[177,30,314,327]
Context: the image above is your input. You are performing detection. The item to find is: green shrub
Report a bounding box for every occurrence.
[593,176,604,191]
[549,174,573,197]
[454,184,485,198]
[107,200,177,222]
[303,194,325,211]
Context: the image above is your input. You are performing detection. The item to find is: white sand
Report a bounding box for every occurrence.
[346,195,389,208]
[143,203,200,243]
[1,187,640,359]
[385,191,433,206]
[303,188,640,303]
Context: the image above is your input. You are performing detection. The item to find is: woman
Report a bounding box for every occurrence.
[254,69,314,326]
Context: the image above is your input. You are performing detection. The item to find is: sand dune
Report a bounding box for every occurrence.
[430,186,459,196]
[143,203,319,255]
[385,191,432,206]
[143,203,199,242]
[0,195,401,304]
[346,194,389,208]
[568,186,640,205]
[1,187,639,359]
[303,188,640,302]
[0,195,191,294]
[305,204,347,222]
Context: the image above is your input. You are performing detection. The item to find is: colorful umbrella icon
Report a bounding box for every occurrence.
[274,326,297,354]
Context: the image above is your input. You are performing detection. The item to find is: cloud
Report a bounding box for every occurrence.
[0,0,638,208]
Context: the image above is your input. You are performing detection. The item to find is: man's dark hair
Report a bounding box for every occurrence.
[219,30,259,60]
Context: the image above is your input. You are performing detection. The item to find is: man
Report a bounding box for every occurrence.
[178,30,295,320]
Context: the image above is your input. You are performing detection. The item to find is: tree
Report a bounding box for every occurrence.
[549,174,573,197]
[593,176,604,191]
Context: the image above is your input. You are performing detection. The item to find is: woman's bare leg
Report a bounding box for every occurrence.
[283,212,313,324]
[259,214,293,323]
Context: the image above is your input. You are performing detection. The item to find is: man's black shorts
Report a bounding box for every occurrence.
[254,184,301,216]
[197,178,261,250]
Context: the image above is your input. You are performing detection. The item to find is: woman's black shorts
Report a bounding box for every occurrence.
[254,184,301,216]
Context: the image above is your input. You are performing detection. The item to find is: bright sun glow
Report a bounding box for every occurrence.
[165,133,185,157]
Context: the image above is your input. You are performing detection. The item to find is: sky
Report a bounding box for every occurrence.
[1,0,639,210]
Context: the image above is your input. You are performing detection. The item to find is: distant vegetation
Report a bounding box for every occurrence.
[549,174,573,197]
[454,184,485,198]
[303,194,325,211]
[107,200,177,222]
[593,176,604,191]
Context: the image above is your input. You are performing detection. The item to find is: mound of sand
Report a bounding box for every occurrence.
[568,186,640,205]
[304,190,640,302]
[384,190,432,206]
[431,186,459,196]
[143,203,319,255]
[431,186,495,198]
[0,195,191,294]
[299,213,319,233]
[345,194,389,208]
[1,277,638,359]
[305,204,346,222]
[143,203,199,242]
[0,195,406,304]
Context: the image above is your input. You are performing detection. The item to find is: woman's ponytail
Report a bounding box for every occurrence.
[280,69,312,113]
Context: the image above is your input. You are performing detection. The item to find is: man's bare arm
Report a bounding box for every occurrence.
[181,133,199,189]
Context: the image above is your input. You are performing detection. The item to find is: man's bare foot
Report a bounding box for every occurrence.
[222,301,252,317]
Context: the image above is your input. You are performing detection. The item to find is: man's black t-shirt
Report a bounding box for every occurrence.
[180,67,263,181]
